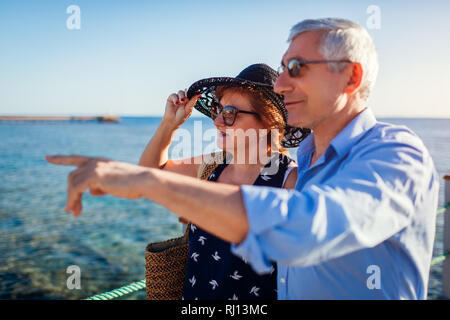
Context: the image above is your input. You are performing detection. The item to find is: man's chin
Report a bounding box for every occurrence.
[287,118,310,129]
[286,104,311,128]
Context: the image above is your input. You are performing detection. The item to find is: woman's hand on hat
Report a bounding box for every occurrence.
[164,90,201,129]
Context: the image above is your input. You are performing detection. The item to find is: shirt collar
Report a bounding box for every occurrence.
[296,108,377,160]
[329,107,377,158]
[296,130,315,157]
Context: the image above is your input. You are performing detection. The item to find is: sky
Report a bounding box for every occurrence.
[1,0,450,118]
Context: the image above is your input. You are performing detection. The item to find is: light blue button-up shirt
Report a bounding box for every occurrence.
[232,108,439,299]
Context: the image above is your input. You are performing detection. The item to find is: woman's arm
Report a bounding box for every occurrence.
[138,118,177,169]
[139,90,202,177]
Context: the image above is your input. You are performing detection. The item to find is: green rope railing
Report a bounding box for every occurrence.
[431,252,450,267]
[437,203,450,216]
[85,279,146,300]
[84,205,450,300]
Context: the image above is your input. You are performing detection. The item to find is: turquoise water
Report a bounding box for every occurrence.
[0,117,449,299]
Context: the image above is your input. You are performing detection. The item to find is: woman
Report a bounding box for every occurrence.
[139,64,309,300]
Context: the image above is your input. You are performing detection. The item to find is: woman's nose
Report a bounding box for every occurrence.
[213,113,225,126]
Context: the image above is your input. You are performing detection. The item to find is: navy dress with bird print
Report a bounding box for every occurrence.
[182,152,295,300]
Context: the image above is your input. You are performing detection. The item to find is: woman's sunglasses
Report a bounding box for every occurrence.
[277,58,352,77]
[210,101,259,126]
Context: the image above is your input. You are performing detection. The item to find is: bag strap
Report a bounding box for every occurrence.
[196,150,228,180]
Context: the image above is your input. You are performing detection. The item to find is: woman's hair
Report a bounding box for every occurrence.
[214,85,287,153]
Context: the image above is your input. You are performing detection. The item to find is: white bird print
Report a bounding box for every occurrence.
[210,173,216,179]
[209,280,219,290]
[211,251,221,261]
[198,236,207,245]
[189,275,196,287]
[228,294,238,300]
[260,174,272,181]
[191,252,199,262]
[190,224,197,233]
[230,271,243,280]
[267,155,280,168]
[250,286,260,296]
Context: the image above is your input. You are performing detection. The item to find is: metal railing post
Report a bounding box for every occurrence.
[443,175,450,299]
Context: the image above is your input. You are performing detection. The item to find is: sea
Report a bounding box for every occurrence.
[0,116,449,300]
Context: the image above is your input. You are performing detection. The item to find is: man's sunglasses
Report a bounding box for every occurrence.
[277,58,352,77]
[210,101,259,126]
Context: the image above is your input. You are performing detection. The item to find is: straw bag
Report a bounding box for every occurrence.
[145,151,227,300]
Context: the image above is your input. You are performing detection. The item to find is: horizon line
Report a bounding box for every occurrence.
[1,113,450,120]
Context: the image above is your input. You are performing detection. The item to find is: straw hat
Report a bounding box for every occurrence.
[186,63,310,148]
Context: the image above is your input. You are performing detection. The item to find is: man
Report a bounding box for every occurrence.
[47,18,439,299]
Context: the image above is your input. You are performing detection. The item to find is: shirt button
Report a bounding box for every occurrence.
[280,278,286,284]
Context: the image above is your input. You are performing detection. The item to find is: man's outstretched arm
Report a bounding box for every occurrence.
[142,166,249,244]
[46,155,249,244]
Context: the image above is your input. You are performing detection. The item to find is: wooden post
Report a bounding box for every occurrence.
[443,175,450,299]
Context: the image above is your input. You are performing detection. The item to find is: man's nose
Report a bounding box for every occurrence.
[274,71,294,96]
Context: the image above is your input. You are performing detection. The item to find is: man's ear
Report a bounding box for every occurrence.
[344,62,363,95]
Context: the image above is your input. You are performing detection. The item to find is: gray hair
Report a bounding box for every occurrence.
[288,18,379,101]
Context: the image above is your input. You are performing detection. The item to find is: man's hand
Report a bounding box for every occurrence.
[46,154,248,244]
[46,155,150,216]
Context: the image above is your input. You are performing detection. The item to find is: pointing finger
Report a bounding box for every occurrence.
[46,155,93,167]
